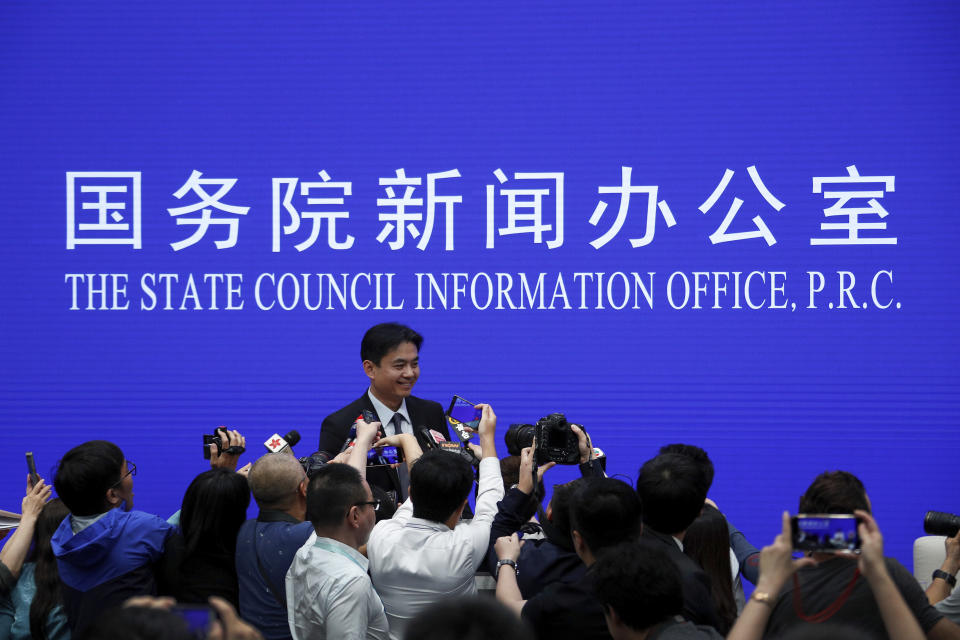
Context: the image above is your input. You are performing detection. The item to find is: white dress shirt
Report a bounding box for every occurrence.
[285,533,389,640]
[367,389,413,436]
[366,456,504,640]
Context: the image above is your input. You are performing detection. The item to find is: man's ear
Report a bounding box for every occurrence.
[299,479,308,499]
[362,359,376,380]
[545,503,554,522]
[572,529,585,555]
[105,487,122,509]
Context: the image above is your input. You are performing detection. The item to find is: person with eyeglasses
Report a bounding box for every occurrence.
[285,419,402,640]
[49,440,174,635]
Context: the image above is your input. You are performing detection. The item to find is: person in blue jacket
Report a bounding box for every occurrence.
[50,440,173,635]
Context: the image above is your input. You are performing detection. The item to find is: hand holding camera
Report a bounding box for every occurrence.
[208,427,246,471]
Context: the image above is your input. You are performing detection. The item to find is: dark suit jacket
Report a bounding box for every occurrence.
[642,527,721,631]
[318,392,450,496]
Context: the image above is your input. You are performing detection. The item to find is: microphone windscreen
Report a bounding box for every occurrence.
[283,430,302,447]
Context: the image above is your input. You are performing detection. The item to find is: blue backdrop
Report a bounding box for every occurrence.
[1,0,957,574]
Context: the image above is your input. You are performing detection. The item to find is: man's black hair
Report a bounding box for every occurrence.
[78,605,194,640]
[541,477,587,550]
[592,540,682,631]
[799,470,870,515]
[636,453,708,535]
[659,443,714,492]
[306,463,368,530]
[405,595,534,640]
[54,440,125,516]
[409,449,474,523]
[360,322,423,365]
[570,477,642,554]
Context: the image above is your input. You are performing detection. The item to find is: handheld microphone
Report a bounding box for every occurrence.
[419,428,449,449]
[264,430,301,454]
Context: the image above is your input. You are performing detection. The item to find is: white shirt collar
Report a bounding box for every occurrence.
[367,388,411,433]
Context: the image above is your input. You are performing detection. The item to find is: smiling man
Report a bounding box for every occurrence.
[318,323,451,499]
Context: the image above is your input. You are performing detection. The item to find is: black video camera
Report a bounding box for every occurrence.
[202,426,246,460]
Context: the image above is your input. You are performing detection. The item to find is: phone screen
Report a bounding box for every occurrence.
[368,446,403,466]
[171,604,213,634]
[792,514,861,552]
[446,396,482,435]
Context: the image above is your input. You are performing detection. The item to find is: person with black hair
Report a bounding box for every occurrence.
[757,471,956,640]
[636,453,720,630]
[405,596,534,640]
[484,425,603,599]
[495,476,642,640]
[593,540,722,640]
[0,496,70,640]
[318,323,451,501]
[50,440,174,635]
[682,505,737,634]
[158,468,251,608]
[286,463,388,640]
[660,443,760,601]
[367,403,503,640]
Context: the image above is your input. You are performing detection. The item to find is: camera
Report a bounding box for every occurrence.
[504,423,536,456]
[202,427,227,460]
[534,413,581,465]
[924,511,960,538]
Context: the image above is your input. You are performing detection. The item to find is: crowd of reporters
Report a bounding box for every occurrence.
[2,412,960,640]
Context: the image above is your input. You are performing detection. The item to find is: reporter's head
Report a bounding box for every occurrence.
[409,449,473,524]
[636,452,707,535]
[54,440,130,516]
[248,452,308,515]
[592,540,682,635]
[306,463,376,544]
[799,470,870,515]
[570,477,642,560]
[658,443,714,492]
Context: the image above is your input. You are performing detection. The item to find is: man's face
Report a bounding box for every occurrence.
[364,341,419,408]
[358,480,377,544]
[111,460,135,511]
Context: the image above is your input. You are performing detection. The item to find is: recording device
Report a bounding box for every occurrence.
[419,427,480,467]
[26,452,39,488]
[535,414,581,465]
[264,430,301,454]
[202,426,247,460]
[446,395,481,441]
[791,514,862,553]
[924,511,960,538]
[367,446,404,467]
[504,423,535,456]
[504,414,582,464]
[171,603,214,636]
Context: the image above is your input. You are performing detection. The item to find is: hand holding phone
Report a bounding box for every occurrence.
[791,513,862,553]
[26,452,40,488]
[446,395,483,441]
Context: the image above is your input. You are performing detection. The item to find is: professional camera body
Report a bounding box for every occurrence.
[924,511,960,538]
[504,413,581,465]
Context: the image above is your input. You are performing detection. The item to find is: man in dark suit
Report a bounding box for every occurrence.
[636,452,722,632]
[318,322,451,499]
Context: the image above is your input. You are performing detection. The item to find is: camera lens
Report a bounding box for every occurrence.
[504,424,535,456]
[924,511,960,538]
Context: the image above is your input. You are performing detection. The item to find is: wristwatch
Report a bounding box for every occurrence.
[933,569,957,588]
[496,558,518,579]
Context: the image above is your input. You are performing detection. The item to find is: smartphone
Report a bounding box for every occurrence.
[171,603,214,635]
[367,445,404,466]
[26,452,39,488]
[791,514,861,553]
[446,396,482,441]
